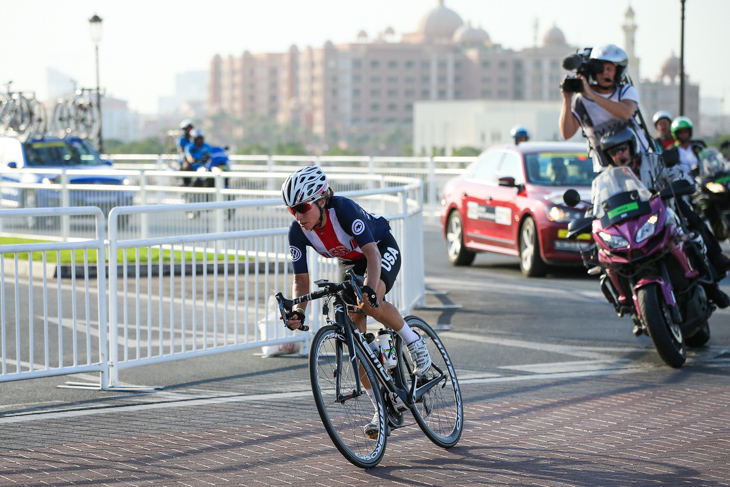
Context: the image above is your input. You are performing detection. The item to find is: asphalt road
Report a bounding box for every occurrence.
[1,223,730,485]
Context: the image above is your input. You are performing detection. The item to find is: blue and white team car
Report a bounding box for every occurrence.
[0,135,134,228]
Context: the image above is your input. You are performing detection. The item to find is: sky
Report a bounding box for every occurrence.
[1,0,728,115]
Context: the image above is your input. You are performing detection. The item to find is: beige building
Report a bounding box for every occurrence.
[207,1,700,152]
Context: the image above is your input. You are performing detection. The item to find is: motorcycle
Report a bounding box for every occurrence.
[692,148,730,241]
[564,166,717,368]
[182,145,234,220]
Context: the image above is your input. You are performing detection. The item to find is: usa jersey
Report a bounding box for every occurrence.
[288,196,391,274]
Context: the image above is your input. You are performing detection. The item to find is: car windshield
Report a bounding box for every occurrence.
[23,140,103,167]
[698,148,729,177]
[592,167,652,219]
[525,152,596,186]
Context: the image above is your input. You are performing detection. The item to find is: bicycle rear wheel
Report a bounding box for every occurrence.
[309,325,387,468]
[403,315,463,448]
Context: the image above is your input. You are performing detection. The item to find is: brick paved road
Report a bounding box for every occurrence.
[2,363,730,486]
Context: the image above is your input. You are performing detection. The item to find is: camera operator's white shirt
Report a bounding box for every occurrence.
[572,84,650,171]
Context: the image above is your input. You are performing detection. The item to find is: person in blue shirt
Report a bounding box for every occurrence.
[177,119,194,170]
[183,129,213,168]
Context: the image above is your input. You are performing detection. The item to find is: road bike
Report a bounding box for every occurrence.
[52,87,101,140]
[276,270,463,468]
[0,81,31,139]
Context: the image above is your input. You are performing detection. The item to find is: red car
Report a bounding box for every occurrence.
[441,142,595,277]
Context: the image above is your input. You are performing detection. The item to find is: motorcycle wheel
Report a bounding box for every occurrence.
[685,320,711,348]
[637,284,686,368]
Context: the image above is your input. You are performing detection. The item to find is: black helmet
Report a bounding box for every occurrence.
[599,127,637,166]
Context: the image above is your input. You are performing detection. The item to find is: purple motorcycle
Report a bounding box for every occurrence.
[564,166,717,368]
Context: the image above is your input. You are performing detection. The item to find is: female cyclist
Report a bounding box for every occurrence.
[281,166,431,437]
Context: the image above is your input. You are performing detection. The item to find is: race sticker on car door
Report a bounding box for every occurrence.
[467,201,493,221]
[495,206,512,225]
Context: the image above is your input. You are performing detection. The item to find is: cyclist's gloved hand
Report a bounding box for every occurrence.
[361,285,379,308]
[285,308,306,330]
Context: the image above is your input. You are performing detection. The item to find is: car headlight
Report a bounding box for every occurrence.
[706,181,726,193]
[546,205,582,222]
[598,231,629,249]
[636,213,659,243]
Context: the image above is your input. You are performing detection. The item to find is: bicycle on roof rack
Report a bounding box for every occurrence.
[52,86,101,140]
[276,269,463,468]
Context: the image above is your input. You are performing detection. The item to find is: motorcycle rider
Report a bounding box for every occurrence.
[599,127,730,308]
[177,119,195,170]
[281,165,432,439]
[560,44,651,171]
[663,116,705,178]
[184,129,213,166]
[511,125,530,145]
[652,111,675,150]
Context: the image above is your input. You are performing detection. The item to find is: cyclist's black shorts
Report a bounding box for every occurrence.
[339,232,401,304]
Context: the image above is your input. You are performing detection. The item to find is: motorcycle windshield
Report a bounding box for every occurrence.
[592,167,652,220]
[699,149,730,178]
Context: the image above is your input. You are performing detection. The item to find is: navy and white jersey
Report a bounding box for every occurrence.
[288,196,391,274]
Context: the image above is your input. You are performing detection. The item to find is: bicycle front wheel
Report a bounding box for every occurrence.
[309,325,387,468]
[403,315,463,448]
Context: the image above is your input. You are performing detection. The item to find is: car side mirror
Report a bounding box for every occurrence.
[498,176,517,188]
[7,162,17,169]
[563,189,581,207]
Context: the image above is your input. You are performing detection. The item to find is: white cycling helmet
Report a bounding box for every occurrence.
[190,128,204,139]
[179,119,194,130]
[281,166,329,207]
[590,44,629,83]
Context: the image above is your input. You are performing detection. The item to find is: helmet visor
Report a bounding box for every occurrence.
[606,143,630,157]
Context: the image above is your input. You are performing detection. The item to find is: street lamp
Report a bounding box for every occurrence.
[89,14,104,153]
[678,0,686,116]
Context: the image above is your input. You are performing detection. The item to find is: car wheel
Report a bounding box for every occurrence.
[519,216,547,277]
[445,211,476,266]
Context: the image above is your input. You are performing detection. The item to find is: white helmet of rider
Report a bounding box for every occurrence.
[281,166,329,207]
[190,128,205,139]
[589,44,629,83]
[652,110,672,127]
[179,119,194,130]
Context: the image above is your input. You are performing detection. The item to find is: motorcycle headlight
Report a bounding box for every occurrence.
[211,166,224,175]
[41,177,56,185]
[706,181,726,193]
[636,213,659,243]
[546,205,581,222]
[196,167,207,174]
[122,178,130,186]
[598,231,629,249]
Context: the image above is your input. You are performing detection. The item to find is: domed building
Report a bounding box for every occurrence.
[208,1,698,154]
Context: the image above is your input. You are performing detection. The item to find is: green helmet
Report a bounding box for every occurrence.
[671,116,693,139]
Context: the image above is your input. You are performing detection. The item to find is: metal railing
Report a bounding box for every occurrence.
[0,178,424,390]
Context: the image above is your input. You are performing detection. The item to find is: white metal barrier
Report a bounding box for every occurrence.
[0,207,108,384]
[0,179,424,389]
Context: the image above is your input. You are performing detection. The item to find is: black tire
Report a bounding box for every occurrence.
[519,216,547,277]
[402,316,463,448]
[309,326,387,469]
[637,284,686,368]
[445,211,475,266]
[685,320,711,348]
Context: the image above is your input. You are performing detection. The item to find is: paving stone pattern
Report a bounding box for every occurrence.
[1,385,729,486]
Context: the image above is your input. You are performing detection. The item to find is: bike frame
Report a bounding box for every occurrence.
[276,272,444,409]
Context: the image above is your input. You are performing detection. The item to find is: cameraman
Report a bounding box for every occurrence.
[559,44,650,170]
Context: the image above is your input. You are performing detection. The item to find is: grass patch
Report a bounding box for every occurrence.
[0,237,234,265]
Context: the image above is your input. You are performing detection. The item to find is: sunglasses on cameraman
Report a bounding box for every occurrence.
[287,201,317,215]
[607,144,630,157]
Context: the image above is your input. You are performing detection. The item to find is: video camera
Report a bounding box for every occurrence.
[560,48,604,93]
